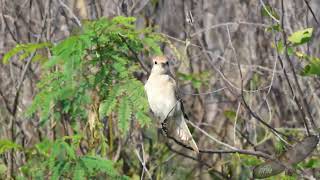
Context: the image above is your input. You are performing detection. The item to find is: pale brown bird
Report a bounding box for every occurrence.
[144,56,199,153]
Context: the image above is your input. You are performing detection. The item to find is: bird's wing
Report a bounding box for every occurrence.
[167,74,189,120]
[167,74,199,153]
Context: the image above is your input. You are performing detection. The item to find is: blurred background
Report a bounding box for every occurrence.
[0,0,320,179]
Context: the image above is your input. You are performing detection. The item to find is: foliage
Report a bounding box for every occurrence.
[2,42,52,63]
[287,28,313,46]
[1,3,319,179]
[299,55,320,76]
[253,136,319,179]
[260,5,320,179]
[22,16,160,132]
[19,136,127,179]
[2,16,162,179]
[263,4,320,77]
[177,71,211,90]
[0,140,21,154]
[261,4,279,20]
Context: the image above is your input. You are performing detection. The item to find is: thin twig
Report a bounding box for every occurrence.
[233,102,241,146]
[166,129,273,160]
[303,0,319,25]
[165,143,227,179]
[280,0,317,132]
[160,97,274,160]
[6,1,50,177]
[0,89,13,115]
[134,148,152,179]
[187,120,237,150]
[118,33,150,75]
[225,25,291,144]
[191,21,270,37]
[259,0,280,23]
[1,12,18,42]
[181,87,227,96]
[58,0,82,27]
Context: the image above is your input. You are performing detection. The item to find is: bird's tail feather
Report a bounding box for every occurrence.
[173,114,199,154]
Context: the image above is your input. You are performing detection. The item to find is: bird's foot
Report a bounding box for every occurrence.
[161,122,168,136]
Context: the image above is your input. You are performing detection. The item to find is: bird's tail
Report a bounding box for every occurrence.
[171,114,199,154]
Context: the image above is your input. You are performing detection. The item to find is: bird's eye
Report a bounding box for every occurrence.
[154,61,157,64]
[166,61,169,65]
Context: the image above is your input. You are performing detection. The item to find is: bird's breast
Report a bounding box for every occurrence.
[145,75,177,120]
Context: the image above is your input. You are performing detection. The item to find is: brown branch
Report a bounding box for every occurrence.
[165,131,273,160]
[2,13,18,43]
[304,0,319,25]
[191,20,290,141]
[0,89,13,115]
[5,0,50,177]
[165,142,228,179]
[280,0,317,133]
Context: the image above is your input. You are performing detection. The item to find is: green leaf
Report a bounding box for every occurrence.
[224,110,236,120]
[99,97,118,117]
[301,57,320,76]
[178,71,210,90]
[143,37,162,55]
[265,24,281,32]
[287,46,294,56]
[261,4,279,20]
[135,112,151,127]
[51,161,65,180]
[288,28,313,46]
[276,41,284,53]
[73,164,85,180]
[118,97,131,133]
[2,46,22,63]
[240,155,262,166]
[0,140,21,154]
[2,42,52,63]
[80,156,117,177]
[300,158,320,169]
[60,141,76,160]
[274,140,286,154]
[35,139,52,156]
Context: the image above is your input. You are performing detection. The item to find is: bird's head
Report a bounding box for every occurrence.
[151,56,171,75]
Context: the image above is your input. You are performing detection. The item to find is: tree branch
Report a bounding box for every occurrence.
[118,33,151,75]
[280,0,318,133]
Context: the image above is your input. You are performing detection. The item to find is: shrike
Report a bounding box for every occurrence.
[144,56,199,153]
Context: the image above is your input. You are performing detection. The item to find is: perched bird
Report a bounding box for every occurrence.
[144,56,199,153]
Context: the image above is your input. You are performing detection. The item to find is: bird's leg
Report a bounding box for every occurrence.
[161,119,168,136]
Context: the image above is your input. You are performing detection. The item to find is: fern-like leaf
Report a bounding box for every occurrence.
[135,112,151,127]
[0,140,21,154]
[99,97,117,118]
[118,96,131,133]
[73,164,85,180]
[80,156,117,177]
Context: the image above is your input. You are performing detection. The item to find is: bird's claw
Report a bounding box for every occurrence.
[161,122,168,136]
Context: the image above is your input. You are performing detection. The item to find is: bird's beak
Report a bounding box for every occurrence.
[161,62,169,69]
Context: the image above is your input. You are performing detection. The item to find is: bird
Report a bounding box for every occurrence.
[144,55,199,154]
